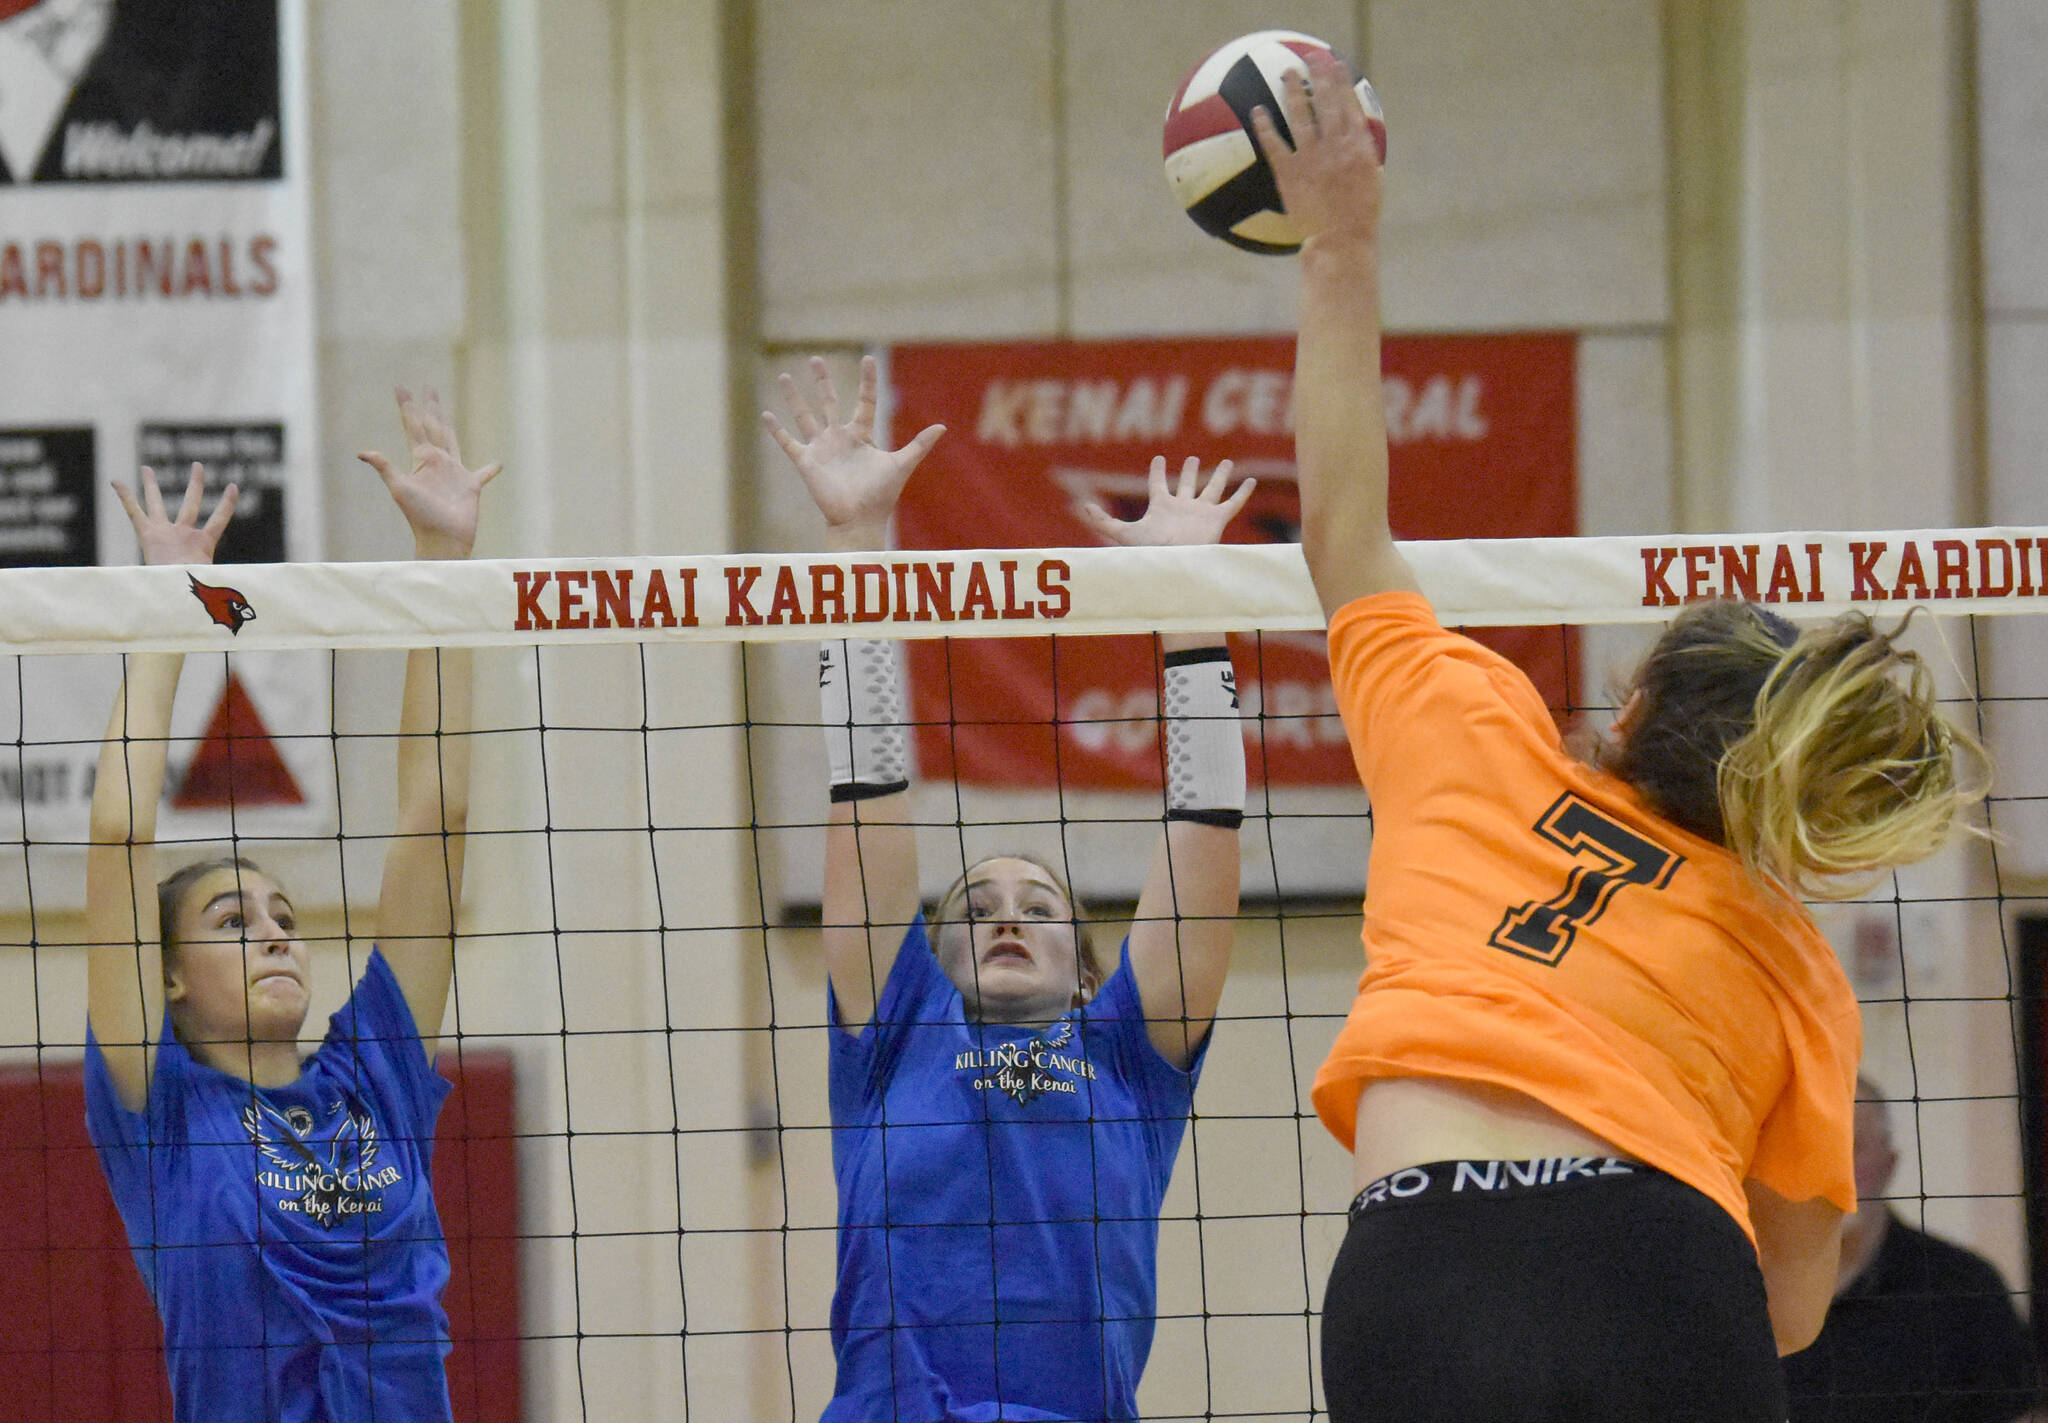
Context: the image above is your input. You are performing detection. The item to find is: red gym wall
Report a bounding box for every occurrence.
[0,1051,521,1421]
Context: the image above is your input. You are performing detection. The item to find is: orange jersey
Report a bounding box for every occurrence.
[1311,593,1860,1238]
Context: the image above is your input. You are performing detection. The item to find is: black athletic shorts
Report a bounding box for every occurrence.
[1322,1157,1784,1423]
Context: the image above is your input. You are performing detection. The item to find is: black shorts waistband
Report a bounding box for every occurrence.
[1348,1157,1648,1219]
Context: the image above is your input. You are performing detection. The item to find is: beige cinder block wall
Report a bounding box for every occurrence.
[446,0,757,1416]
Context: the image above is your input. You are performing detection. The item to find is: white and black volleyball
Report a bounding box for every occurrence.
[1163,30,1386,255]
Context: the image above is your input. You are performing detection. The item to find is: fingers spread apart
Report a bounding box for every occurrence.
[394,384,425,448]
[139,464,167,520]
[357,450,399,487]
[1216,472,1257,520]
[173,462,206,525]
[774,370,822,440]
[420,386,454,450]
[111,476,145,528]
[849,354,879,442]
[202,482,240,537]
[760,409,804,463]
[1078,500,1121,539]
[810,355,841,428]
[898,422,945,468]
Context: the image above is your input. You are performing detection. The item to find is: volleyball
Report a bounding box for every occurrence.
[1163,30,1385,255]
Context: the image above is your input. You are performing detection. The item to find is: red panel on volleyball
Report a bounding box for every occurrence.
[0,1051,520,1421]
[890,333,1579,790]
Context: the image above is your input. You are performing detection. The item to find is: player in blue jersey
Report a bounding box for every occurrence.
[766,356,1254,1422]
[82,387,499,1423]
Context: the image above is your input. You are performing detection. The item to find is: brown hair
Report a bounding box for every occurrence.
[1608,603,1986,899]
[930,853,1106,1004]
[156,856,266,975]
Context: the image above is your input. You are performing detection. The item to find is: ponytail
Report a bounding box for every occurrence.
[1717,613,1985,898]
[1610,604,1987,899]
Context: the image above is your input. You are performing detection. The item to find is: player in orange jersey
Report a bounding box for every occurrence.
[1252,47,1986,1423]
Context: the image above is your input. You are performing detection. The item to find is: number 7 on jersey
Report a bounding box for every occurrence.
[1490,793,1683,967]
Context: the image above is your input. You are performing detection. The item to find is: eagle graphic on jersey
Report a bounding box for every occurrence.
[999,1018,1075,1106]
[242,1097,383,1229]
[189,574,255,633]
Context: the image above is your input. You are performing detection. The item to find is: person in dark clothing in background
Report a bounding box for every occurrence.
[1783,1078,2041,1423]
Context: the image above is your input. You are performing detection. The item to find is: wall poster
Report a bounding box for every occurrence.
[0,0,330,903]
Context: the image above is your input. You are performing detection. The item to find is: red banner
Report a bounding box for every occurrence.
[891,333,1577,790]
[0,1053,521,1422]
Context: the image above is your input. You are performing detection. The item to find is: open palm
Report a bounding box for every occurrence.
[1083,457,1254,548]
[112,464,238,567]
[764,355,944,545]
[358,385,501,558]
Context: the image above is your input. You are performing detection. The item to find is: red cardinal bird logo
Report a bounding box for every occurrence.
[188,574,256,634]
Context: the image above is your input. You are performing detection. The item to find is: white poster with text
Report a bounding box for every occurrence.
[0,0,330,905]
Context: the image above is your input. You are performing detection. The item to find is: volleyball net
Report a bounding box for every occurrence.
[0,528,2043,1420]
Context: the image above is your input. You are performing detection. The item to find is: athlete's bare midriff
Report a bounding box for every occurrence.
[1351,1076,1641,1189]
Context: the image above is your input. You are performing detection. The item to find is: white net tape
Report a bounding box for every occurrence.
[3,528,2044,654]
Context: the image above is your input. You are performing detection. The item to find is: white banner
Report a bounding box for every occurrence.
[1,529,2039,906]
[0,0,329,864]
[0,529,2043,655]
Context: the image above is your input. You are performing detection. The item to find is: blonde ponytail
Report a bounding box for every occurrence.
[1716,613,1987,899]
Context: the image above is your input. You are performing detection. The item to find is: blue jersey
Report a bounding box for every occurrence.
[825,917,1205,1423]
[84,949,454,1423]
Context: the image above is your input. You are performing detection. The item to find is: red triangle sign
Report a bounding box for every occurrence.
[172,672,307,809]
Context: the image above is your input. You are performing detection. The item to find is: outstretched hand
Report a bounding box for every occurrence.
[763,354,944,551]
[1082,457,1254,548]
[358,385,502,560]
[112,464,238,567]
[1248,46,1382,249]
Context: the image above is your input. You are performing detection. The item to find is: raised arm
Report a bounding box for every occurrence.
[764,355,944,1030]
[86,466,240,1111]
[1082,457,1255,1068]
[1251,48,1418,615]
[356,386,500,1056]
